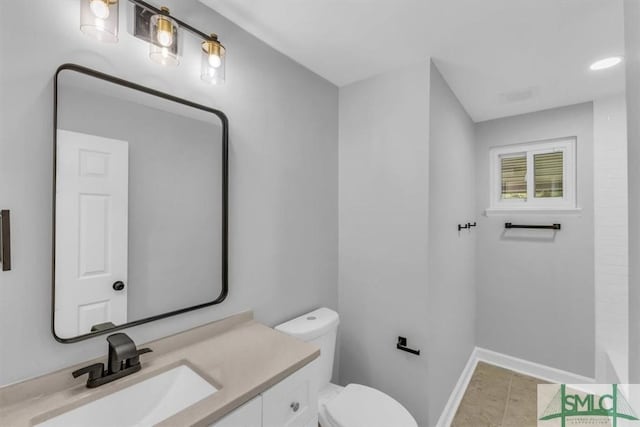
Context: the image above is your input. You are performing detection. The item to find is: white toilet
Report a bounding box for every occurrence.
[275,308,418,427]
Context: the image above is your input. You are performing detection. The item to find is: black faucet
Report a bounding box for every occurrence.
[72,333,152,388]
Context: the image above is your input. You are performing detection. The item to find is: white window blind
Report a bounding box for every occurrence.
[501,155,527,200]
[534,152,564,198]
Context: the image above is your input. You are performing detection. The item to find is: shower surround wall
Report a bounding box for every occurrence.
[338,60,477,426]
[0,0,338,385]
[593,94,628,383]
[475,103,595,378]
[625,0,640,385]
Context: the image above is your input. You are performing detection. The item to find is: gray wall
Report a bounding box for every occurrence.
[475,103,595,377]
[427,63,476,426]
[58,84,223,322]
[0,0,338,385]
[625,0,640,384]
[337,61,478,427]
[338,61,431,426]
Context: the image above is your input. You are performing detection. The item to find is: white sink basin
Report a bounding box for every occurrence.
[36,365,218,427]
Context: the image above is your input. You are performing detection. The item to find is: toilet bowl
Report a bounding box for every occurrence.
[275,308,418,427]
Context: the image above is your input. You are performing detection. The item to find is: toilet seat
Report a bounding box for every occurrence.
[322,384,417,427]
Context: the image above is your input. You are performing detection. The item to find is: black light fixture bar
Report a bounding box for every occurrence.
[128,0,216,41]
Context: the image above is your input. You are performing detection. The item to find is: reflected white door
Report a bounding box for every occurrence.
[55,130,129,338]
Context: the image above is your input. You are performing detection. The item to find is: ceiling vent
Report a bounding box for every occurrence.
[500,87,538,103]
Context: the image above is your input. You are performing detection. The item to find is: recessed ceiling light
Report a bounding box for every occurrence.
[590,56,623,71]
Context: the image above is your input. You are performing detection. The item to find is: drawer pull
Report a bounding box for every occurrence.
[290,401,300,412]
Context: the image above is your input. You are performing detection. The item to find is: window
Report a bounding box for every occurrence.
[489,137,576,212]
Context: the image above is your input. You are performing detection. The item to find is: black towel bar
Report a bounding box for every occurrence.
[1,210,11,271]
[505,222,561,230]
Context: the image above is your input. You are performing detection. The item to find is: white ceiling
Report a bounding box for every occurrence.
[200,0,626,121]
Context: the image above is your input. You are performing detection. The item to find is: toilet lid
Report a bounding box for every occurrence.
[324,384,417,427]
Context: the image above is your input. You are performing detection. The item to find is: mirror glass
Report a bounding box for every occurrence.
[53,65,227,342]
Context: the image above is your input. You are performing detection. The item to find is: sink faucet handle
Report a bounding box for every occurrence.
[125,347,153,369]
[72,363,105,382]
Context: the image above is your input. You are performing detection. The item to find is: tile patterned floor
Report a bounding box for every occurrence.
[451,362,549,427]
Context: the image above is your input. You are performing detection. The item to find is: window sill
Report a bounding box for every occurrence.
[484,207,583,216]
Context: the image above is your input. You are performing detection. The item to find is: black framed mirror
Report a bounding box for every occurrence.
[52,64,228,343]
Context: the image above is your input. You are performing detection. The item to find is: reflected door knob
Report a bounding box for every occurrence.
[112,281,125,291]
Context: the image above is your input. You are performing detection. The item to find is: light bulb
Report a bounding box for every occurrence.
[157,29,173,47]
[154,12,174,47]
[208,53,222,68]
[89,0,110,19]
[201,35,225,84]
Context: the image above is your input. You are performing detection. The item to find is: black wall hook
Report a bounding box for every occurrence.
[458,222,477,232]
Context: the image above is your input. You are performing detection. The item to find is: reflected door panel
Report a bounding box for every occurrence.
[55,129,129,337]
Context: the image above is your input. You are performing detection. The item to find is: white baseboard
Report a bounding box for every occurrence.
[435,347,479,427]
[475,347,595,385]
[435,347,595,427]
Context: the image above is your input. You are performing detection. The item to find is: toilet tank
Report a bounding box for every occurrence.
[275,308,339,390]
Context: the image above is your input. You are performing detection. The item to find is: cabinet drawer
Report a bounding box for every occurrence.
[209,395,262,427]
[262,362,318,427]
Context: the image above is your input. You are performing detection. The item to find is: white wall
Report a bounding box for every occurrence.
[338,61,431,426]
[427,63,476,426]
[625,0,640,384]
[593,94,628,383]
[0,0,338,385]
[475,103,595,378]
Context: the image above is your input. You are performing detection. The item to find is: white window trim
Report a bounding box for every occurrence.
[484,207,583,216]
[488,137,578,214]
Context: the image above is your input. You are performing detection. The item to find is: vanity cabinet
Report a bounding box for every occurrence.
[262,361,317,427]
[210,362,317,427]
[210,396,262,427]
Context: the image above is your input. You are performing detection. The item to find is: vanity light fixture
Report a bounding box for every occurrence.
[149,7,180,66]
[201,34,226,84]
[79,0,227,83]
[80,0,119,42]
[590,56,623,71]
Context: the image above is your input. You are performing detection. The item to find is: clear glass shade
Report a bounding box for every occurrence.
[80,0,118,43]
[149,45,180,66]
[200,42,226,85]
[149,12,179,66]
